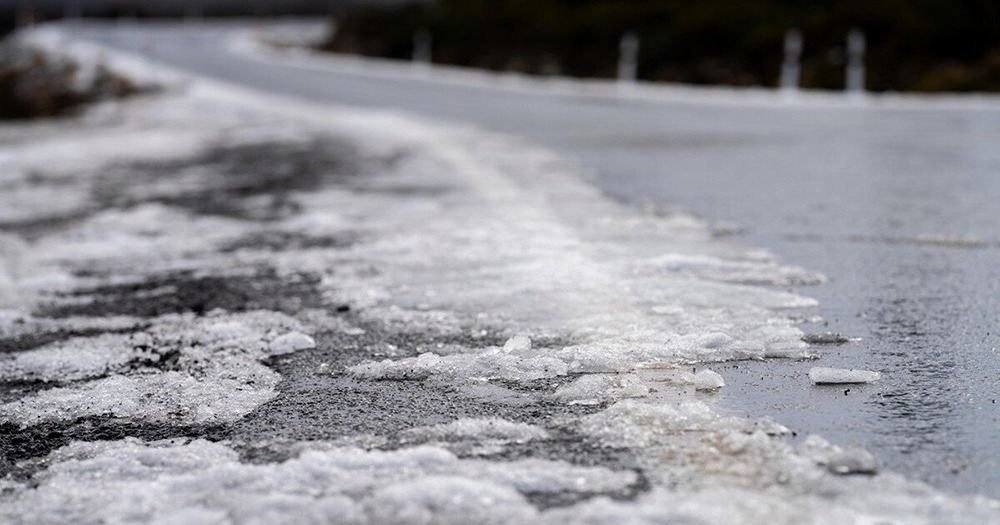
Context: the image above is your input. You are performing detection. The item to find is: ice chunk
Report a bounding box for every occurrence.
[268,331,316,356]
[553,374,650,405]
[796,435,881,475]
[349,349,568,383]
[826,448,881,475]
[693,369,725,391]
[400,418,549,444]
[808,367,880,384]
[365,476,536,525]
[502,335,532,353]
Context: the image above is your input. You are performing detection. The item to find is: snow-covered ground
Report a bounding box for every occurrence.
[0,24,998,524]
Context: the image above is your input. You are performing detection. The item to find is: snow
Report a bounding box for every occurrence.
[0,439,639,525]
[0,312,311,427]
[809,367,881,384]
[0,20,998,525]
[349,349,570,383]
[399,418,550,444]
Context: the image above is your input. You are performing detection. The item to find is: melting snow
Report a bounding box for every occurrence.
[0,21,996,525]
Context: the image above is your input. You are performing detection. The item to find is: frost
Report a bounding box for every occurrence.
[809,367,881,384]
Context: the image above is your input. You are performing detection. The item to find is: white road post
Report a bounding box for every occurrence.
[846,28,866,95]
[185,2,204,24]
[617,31,640,92]
[412,29,432,71]
[780,29,802,95]
[64,0,81,24]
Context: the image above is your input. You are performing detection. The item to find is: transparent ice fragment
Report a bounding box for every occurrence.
[502,335,532,354]
[808,367,880,384]
[694,369,725,391]
[553,374,650,404]
[268,331,316,356]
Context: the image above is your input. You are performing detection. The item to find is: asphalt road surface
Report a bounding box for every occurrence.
[76,20,1000,499]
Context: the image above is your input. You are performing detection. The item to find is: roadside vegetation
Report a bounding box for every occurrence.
[0,42,138,120]
[323,0,1000,92]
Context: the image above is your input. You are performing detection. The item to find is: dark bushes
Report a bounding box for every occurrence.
[323,0,1000,92]
[0,43,138,120]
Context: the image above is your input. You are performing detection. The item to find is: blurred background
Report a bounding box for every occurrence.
[3,0,1000,92]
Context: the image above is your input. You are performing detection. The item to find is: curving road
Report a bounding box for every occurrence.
[76,20,1000,498]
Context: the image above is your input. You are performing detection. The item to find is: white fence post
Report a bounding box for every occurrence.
[617,32,640,84]
[413,29,432,66]
[780,29,802,93]
[846,29,866,94]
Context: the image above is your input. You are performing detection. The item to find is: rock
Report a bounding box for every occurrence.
[809,367,880,384]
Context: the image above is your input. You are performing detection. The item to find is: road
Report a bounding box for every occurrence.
[77,20,1000,498]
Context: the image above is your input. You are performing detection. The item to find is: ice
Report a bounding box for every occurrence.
[367,476,535,525]
[1,22,996,524]
[0,312,310,427]
[554,373,650,404]
[693,369,725,391]
[400,418,550,444]
[826,448,881,475]
[349,349,569,383]
[650,253,825,286]
[797,435,881,475]
[1,368,280,426]
[0,439,640,524]
[0,333,137,383]
[809,367,881,384]
[268,331,316,356]
[502,335,532,353]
